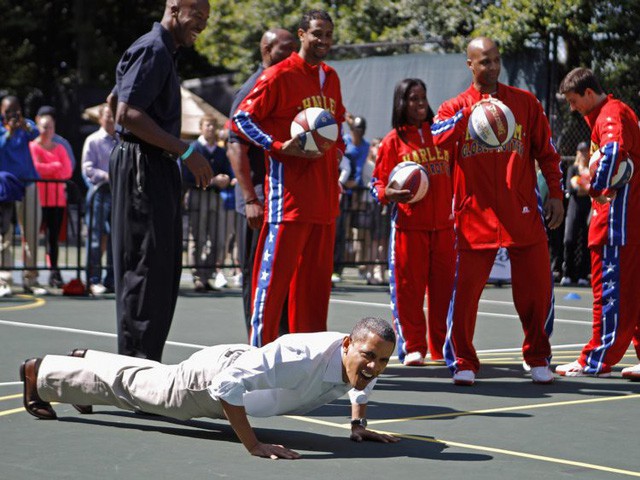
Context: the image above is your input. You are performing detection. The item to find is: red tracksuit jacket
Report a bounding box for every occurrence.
[232,52,346,225]
[584,94,640,247]
[437,83,563,250]
[371,113,467,230]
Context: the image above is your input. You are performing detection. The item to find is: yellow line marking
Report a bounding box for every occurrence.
[0,393,21,402]
[0,295,45,311]
[0,402,59,418]
[0,406,26,417]
[286,413,640,477]
[367,393,640,425]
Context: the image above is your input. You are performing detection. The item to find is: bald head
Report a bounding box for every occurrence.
[162,0,210,48]
[260,28,296,68]
[466,37,501,94]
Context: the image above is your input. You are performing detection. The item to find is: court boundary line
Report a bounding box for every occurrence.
[286,395,640,478]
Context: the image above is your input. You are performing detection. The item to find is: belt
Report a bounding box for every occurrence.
[121,134,176,161]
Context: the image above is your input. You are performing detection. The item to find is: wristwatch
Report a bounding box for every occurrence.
[350,418,367,428]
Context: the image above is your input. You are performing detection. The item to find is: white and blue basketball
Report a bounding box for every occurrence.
[589,148,634,189]
[290,107,338,153]
[387,161,429,204]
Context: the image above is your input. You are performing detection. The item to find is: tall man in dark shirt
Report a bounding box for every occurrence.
[108,0,213,361]
[227,28,296,333]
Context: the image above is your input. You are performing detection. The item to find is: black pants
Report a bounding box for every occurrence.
[237,213,288,336]
[41,206,64,268]
[110,141,182,361]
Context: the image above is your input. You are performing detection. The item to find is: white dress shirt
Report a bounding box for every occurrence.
[208,332,376,417]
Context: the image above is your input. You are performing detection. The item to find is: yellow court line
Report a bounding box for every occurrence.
[0,393,21,402]
[367,393,640,425]
[0,406,26,417]
[0,295,45,311]
[285,415,640,478]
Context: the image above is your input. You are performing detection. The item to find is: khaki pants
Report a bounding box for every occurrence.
[37,345,251,420]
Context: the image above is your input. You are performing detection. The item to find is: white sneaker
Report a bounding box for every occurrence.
[555,360,611,377]
[453,370,475,386]
[522,360,531,372]
[213,271,228,289]
[231,273,242,288]
[0,284,12,297]
[89,283,107,296]
[577,278,590,287]
[25,284,48,296]
[559,276,572,286]
[531,366,555,384]
[621,363,640,380]
[403,351,425,366]
[331,273,342,283]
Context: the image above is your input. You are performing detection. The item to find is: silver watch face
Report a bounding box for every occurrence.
[352,418,367,428]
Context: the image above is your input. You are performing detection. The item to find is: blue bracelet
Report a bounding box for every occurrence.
[180,144,194,160]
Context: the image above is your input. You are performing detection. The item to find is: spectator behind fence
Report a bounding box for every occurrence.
[180,115,233,293]
[360,137,388,285]
[332,114,370,285]
[0,96,44,297]
[28,114,72,290]
[36,106,77,171]
[81,103,118,295]
[560,141,591,287]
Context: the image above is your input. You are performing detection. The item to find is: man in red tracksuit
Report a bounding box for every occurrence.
[436,37,564,386]
[232,10,345,347]
[556,67,640,380]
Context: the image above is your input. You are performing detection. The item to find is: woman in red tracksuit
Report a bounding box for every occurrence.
[371,78,467,365]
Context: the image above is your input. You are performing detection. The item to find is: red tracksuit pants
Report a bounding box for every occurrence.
[444,241,554,373]
[389,227,455,362]
[578,244,640,374]
[249,221,335,347]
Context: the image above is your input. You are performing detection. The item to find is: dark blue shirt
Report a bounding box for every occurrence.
[0,119,40,184]
[227,65,267,187]
[114,22,181,138]
[180,140,233,190]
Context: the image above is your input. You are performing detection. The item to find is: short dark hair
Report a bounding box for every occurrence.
[350,317,396,345]
[299,10,333,31]
[559,67,604,96]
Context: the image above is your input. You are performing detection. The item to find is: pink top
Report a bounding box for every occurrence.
[28,141,73,207]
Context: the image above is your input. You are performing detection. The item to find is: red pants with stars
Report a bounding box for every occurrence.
[578,244,640,374]
[249,221,335,347]
[389,227,455,362]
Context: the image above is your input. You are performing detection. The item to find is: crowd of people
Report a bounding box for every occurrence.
[10,0,640,460]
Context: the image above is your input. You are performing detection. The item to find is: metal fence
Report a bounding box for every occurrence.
[0,182,394,291]
[0,179,84,285]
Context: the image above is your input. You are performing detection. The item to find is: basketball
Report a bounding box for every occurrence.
[290,107,338,153]
[589,148,635,189]
[387,161,429,204]
[468,98,516,148]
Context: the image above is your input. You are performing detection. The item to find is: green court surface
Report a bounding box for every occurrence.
[1,274,639,479]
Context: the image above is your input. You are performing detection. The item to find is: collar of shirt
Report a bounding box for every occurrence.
[153,22,178,56]
[324,342,346,384]
[95,127,119,142]
[197,135,217,153]
[585,94,613,129]
[469,82,503,100]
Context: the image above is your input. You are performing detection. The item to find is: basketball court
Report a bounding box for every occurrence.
[1,272,639,479]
